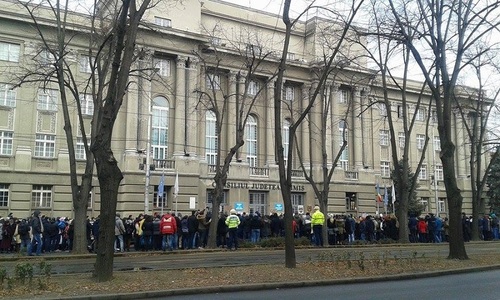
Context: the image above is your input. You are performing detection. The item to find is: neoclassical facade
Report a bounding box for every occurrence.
[0,0,483,219]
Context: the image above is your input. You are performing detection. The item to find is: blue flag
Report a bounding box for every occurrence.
[158,172,165,197]
[383,186,388,206]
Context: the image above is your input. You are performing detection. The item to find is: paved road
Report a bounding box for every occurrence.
[2,242,499,276]
[158,269,500,300]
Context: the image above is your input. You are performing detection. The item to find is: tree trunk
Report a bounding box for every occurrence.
[282,186,296,268]
[93,149,123,282]
[442,155,468,259]
[470,193,480,241]
[396,201,409,243]
[72,194,89,254]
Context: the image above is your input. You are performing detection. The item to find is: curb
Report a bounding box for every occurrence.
[52,263,500,300]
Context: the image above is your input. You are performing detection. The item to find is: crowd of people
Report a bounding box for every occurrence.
[1,208,499,256]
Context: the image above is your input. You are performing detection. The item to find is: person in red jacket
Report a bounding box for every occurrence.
[160,212,177,251]
[417,217,428,243]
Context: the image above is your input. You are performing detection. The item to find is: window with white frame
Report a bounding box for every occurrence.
[0,184,8,207]
[416,108,426,121]
[416,134,425,150]
[438,197,446,213]
[283,119,290,166]
[206,190,228,212]
[246,115,257,167]
[420,197,429,212]
[35,134,55,158]
[79,55,93,73]
[435,165,443,181]
[287,52,295,60]
[291,193,304,214]
[431,110,438,123]
[206,73,221,91]
[153,58,171,77]
[0,131,13,155]
[433,136,441,151]
[76,137,86,160]
[37,88,58,111]
[205,110,218,165]
[210,37,221,46]
[339,119,348,170]
[379,130,389,146]
[381,161,390,177]
[31,185,52,208]
[419,164,427,180]
[247,80,258,96]
[338,89,348,104]
[0,83,16,107]
[152,97,169,161]
[0,41,20,62]
[246,44,261,56]
[285,86,294,101]
[398,132,405,148]
[154,16,172,28]
[79,93,94,116]
[379,103,387,116]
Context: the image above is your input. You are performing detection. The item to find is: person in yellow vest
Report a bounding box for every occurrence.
[225,209,241,250]
[311,206,325,247]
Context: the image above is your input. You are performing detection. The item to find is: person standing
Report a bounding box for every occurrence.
[114,213,125,252]
[160,212,177,251]
[226,209,240,250]
[28,210,44,256]
[311,206,325,247]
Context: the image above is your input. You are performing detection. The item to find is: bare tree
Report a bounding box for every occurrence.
[193,30,276,248]
[13,0,96,254]
[388,0,500,259]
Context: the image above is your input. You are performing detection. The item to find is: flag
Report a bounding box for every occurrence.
[383,185,388,206]
[392,183,397,204]
[376,183,382,202]
[174,171,179,198]
[158,172,165,197]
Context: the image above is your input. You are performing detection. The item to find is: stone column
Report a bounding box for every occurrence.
[173,56,187,156]
[360,87,370,168]
[186,57,199,157]
[330,84,339,161]
[301,83,311,166]
[352,86,363,169]
[309,81,322,167]
[226,71,238,157]
[455,110,467,177]
[266,80,276,165]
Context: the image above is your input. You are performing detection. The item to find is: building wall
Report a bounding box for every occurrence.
[0,0,483,220]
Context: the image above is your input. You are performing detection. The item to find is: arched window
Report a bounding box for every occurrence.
[246,115,257,167]
[283,119,290,166]
[205,110,218,165]
[152,97,169,161]
[339,119,348,170]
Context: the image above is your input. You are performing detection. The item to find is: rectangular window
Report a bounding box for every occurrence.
[79,93,94,116]
[379,103,387,117]
[0,41,20,62]
[416,108,426,121]
[419,164,427,180]
[379,130,389,146]
[35,134,55,158]
[76,137,86,160]
[37,88,58,111]
[285,86,294,101]
[291,193,304,215]
[206,190,228,212]
[153,58,171,77]
[210,37,221,46]
[381,161,390,177]
[205,111,218,166]
[154,17,172,28]
[0,184,8,207]
[31,185,52,208]
[438,197,446,213]
[346,193,357,211]
[286,52,295,60]
[247,80,258,96]
[435,165,443,181]
[416,134,425,150]
[0,83,16,107]
[434,136,441,151]
[246,44,262,56]
[206,73,221,91]
[246,118,257,168]
[431,110,438,123]
[79,55,93,73]
[0,131,13,155]
[249,191,267,216]
[338,89,348,103]
[398,132,405,148]
[420,197,429,212]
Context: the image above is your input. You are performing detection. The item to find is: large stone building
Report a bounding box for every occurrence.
[0,0,484,219]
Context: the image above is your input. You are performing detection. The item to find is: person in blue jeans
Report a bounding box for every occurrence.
[226,209,241,250]
[28,210,44,256]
